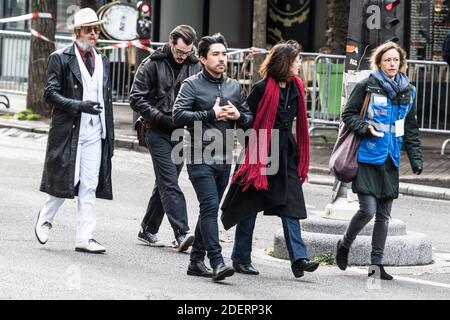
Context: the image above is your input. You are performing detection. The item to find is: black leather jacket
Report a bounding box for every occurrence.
[129,44,201,128]
[40,43,114,200]
[173,69,253,162]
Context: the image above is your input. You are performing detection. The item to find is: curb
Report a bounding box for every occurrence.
[0,121,49,134]
[308,166,450,201]
[1,120,449,201]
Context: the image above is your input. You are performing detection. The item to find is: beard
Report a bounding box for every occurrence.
[76,38,94,51]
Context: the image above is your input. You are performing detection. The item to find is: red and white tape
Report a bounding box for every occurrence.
[1,12,153,51]
[0,12,52,24]
[227,47,268,56]
[250,47,268,55]
[100,39,153,52]
[30,28,54,43]
[29,30,152,52]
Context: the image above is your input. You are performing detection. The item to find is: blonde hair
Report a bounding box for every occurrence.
[369,41,407,73]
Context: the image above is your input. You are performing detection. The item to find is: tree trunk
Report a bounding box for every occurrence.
[27,0,57,118]
[320,0,350,54]
[77,0,99,11]
[252,0,268,83]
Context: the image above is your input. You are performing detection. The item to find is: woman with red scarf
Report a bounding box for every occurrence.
[221,41,319,278]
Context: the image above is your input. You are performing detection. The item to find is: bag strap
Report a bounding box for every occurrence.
[155,64,188,109]
[359,92,371,118]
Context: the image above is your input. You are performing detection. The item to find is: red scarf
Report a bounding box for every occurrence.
[231,76,310,191]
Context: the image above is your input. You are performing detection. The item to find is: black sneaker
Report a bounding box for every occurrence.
[138,228,164,247]
[175,233,195,252]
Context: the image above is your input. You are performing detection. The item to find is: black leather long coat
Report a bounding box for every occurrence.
[40,43,114,200]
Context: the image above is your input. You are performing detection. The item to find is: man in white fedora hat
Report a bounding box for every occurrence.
[35,7,114,254]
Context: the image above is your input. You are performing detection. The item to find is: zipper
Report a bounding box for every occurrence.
[217,83,226,131]
[386,100,395,160]
[164,60,175,102]
[218,83,223,104]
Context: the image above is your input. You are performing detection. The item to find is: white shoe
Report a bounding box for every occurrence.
[35,210,52,245]
[75,239,106,254]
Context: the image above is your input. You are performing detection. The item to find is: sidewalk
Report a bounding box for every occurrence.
[309,130,450,190]
[1,92,450,200]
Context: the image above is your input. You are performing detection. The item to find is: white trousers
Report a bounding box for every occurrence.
[40,120,102,243]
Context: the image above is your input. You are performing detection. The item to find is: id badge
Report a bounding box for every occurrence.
[373,95,388,106]
[395,119,404,137]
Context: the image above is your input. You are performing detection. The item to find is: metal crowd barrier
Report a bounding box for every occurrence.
[0,30,165,104]
[308,55,450,154]
[226,49,260,97]
[1,29,449,153]
[406,59,450,154]
[0,29,311,108]
[225,50,320,114]
[309,54,346,137]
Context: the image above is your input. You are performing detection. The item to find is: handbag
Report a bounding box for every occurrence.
[134,116,149,147]
[134,64,187,147]
[329,92,371,182]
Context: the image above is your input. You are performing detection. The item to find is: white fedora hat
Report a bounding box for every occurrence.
[68,7,106,30]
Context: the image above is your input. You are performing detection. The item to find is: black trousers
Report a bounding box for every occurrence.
[141,128,189,237]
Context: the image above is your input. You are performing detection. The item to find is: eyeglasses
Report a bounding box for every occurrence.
[173,46,194,57]
[80,26,100,34]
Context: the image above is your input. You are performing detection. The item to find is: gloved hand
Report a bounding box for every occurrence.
[159,114,176,130]
[79,100,102,115]
[412,166,423,175]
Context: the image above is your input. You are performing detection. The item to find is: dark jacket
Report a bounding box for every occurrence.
[443,31,450,64]
[129,44,202,128]
[172,69,253,162]
[221,79,307,230]
[342,75,422,199]
[40,43,114,200]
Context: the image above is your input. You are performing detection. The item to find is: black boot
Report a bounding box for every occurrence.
[368,264,393,280]
[335,239,349,271]
[212,262,235,281]
[187,260,213,278]
[291,259,319,278]
[232,262,259,275]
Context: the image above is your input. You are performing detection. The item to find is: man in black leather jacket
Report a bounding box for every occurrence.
[129,25,201,251]
[173,33,253,281]
[35,8,114,254]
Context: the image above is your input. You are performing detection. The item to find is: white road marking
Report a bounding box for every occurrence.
[348,267,450,289]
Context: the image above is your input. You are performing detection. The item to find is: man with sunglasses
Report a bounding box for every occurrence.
[35,8,114,253]
[130,25,201,252]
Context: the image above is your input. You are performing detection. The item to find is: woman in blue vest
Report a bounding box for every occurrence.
[335,42,423,280]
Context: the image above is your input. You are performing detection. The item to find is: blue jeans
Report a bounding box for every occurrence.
[187,163,231,268]
[232,213,309,264]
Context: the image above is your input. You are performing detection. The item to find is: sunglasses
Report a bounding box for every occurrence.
[80,26,100,34]
[173,46,194,57]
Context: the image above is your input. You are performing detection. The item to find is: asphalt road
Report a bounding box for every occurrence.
[1,133,450,300]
